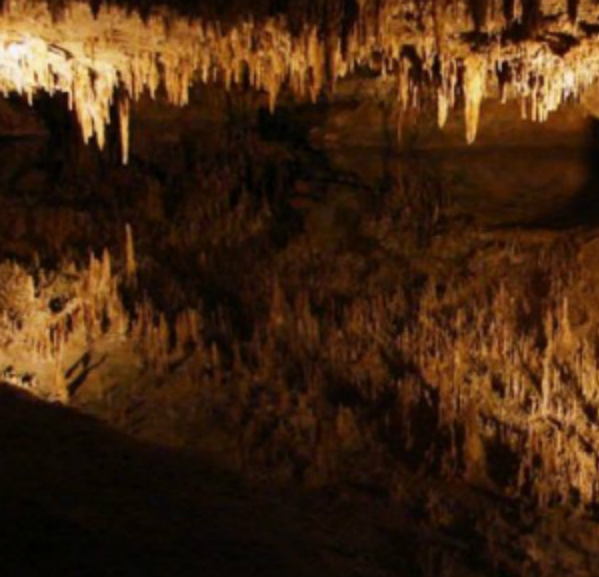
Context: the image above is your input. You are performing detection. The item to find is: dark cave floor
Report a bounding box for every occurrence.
[0,386,473,577]
[2,386,599,577]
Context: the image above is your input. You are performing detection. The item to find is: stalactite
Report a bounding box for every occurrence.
[118,97,130,165]
[437,57,457,129]
[463,54,486,144]
[0,0,596,159]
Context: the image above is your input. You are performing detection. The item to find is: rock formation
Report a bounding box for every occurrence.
[1,2,599,575]
[1,0,599,161]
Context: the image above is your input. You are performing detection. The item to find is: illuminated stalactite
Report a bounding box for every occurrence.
[118,96,130,165]
[463,55,486,144]
[0,0,599,160]
[437,57,458,129]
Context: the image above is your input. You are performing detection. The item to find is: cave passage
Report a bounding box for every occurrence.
[3,1,599,577]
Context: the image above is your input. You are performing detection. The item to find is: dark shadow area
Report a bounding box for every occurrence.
[0,385,437,577]
[527,118,599,230]
[18,0,360,32]
[0,386,278,577]
[66,352,108,396]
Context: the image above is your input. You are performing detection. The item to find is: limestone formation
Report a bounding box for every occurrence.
[1,1,599,160]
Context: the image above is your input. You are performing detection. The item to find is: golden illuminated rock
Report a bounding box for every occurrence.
[0,0,599,159]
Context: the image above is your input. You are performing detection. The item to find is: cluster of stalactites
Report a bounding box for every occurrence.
[394,42,599,144]
[0,0,343,163]
[377,0,599,142]
[0,0,598,159]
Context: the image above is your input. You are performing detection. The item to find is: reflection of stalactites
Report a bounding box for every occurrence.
[118,96,130,165]
[463,54,486,144]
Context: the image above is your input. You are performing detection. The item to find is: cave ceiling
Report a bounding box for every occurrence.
[0,0,598,161]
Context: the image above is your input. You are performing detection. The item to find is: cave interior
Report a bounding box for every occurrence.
[2,1,599,576]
